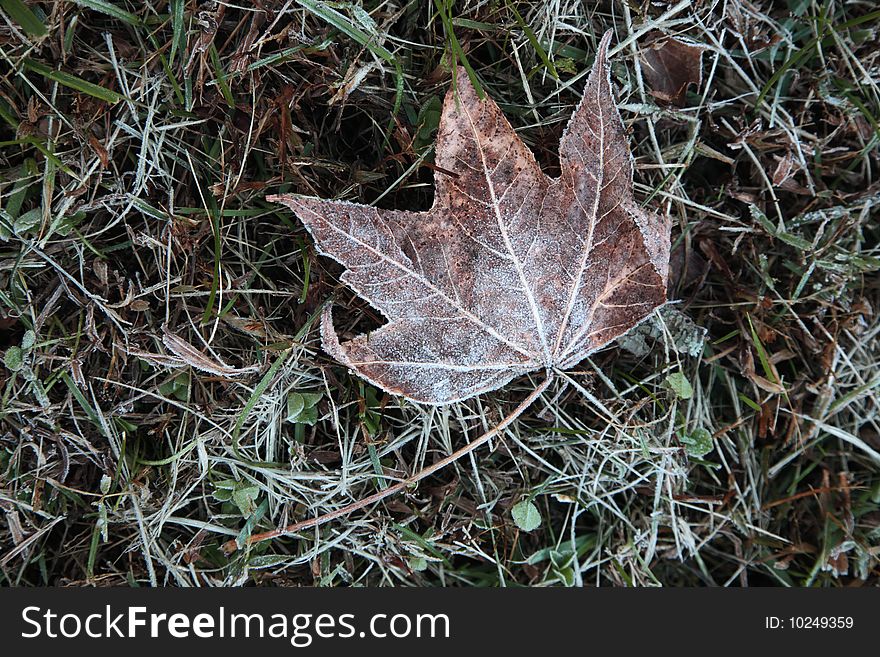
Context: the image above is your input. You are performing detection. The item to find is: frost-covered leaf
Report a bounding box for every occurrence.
[286,391,322,425]
[512,500,542,532]
[666,372,694,399]
[247,554,292,569]
[21,330,36,351]
[406,556,428,572]
[270,32,671,404]
[681,428,713,457]
[4,346,23,372]
[13,208,41,235]
[0,209,13,241]
[212,488,233,503]
[162,328,260,378]
[30,377,50,408]
[97,501,108,542]
[617,306,705,358]
[231,485,261,516]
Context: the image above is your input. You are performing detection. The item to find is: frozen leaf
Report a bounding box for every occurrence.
[270,31,671,404]
[771,151,799,186]
[666,372,694,399]
[286,391,322,425]
[0,209,12,241]
[640,34,707,106]
[21,329,36,351]
[4,346,23,372]
[214,479,261,516]
[232,485,261,516]
[212,479,238,502]
[286,393,304,421]
[617,306,705,358]
[248,554,293,569]
[97,501,108,542]
[212,489,233,503]
[406,556,428,572]
[30,376,50,409]
[681,427,713,457]
[13,208,41,235]
[511,499,542,532]
[162,328,260,377]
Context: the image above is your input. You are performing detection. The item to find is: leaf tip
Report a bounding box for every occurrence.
[319,304,351,367]
[268,193,320,216]
[450,64,485,102]
[596,29,614,66]
[266,193,296,205]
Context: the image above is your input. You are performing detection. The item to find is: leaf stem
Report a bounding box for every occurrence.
[224,376,553,553]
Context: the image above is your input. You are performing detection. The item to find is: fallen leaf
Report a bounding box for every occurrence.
[681,427,713,458]
[640,34,707,106]
[771,150,803,187]
[666,372,694,399]
[88,134,110,168]
[270,31,671,404]
[158,328,260,377]
[511,499,542,532]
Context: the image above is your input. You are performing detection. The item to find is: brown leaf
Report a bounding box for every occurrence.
[269,32,671,404]
[640,35,707,106]
[88,134,110,168]
[770,150,804,188]
[158,328,260,378]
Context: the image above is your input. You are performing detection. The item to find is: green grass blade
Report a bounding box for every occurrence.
[295,0,394,63]
[0,0,47,36]
[0,98,19,128]
[72,0,140,26]
[505,0,558,80]
[169,0,185,64]
[747,314,779,385]
[755,9,880,109]
[432,0,484,99]
[23,59,123,103]
[208,43,235,108]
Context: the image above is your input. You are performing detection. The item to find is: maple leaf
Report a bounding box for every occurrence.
[269,31,671,404]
